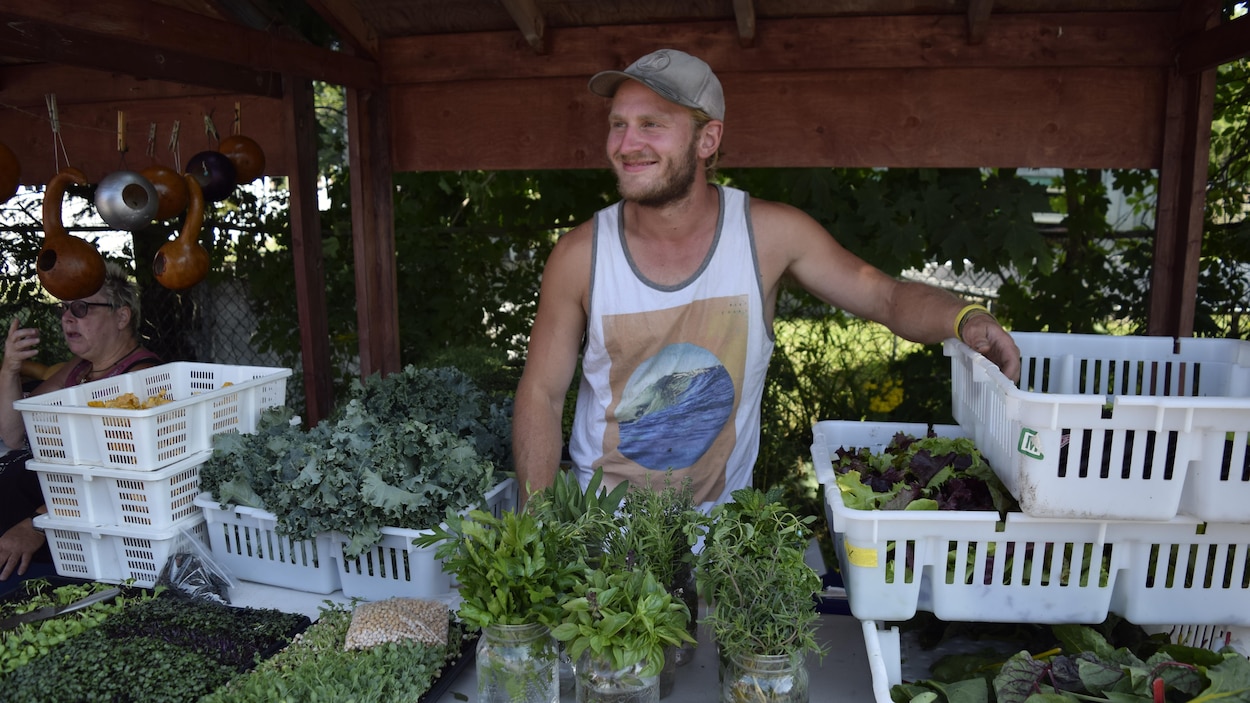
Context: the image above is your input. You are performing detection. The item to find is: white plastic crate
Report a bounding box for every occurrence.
[14,362,291,471]
[333,478,518,600]
[28,451,209,529]
[1108,517,1250,626]
[863,619,1250,703]
[193,493,341,595]
[33,513,208,588]
[812,421,1123,623]
[946,333,1250,521]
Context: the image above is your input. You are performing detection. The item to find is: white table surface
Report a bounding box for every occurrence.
[229,583,877,703]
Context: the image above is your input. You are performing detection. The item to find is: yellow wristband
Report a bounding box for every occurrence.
[954,303,992,342]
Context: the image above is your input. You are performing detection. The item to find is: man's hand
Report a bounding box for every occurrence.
[0,518,45,581]
[961,314,1021,383]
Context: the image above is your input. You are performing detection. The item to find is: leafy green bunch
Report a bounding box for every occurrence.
[833,432,1016,515]
[525,467,629,565]
[602,473,709,592]
[697,487,824,660]
[552,566,695,680]
[343,364,513,471]
[893,620,1250,703]
[415,508,585,629]
[198,366,505,556]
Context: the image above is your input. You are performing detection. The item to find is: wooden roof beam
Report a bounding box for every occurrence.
[499,0,547,55]
[1178,12,1250,74]
[0,0,378,89]
[732,0,757,48]
[304,0,380,59]
[0,13,282,98]
[967,0,994,45]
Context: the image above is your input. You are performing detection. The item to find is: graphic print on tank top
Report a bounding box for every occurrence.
[597,294,747,499]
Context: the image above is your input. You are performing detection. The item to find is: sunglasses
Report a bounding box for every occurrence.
[55,300,115,318]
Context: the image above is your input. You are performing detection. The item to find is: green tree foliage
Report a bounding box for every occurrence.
[720,167,1051,278]
[1001,55,1250,338]
[237,80,619,396]
[996,169,1124,333]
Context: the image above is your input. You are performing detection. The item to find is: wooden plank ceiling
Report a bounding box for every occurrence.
[0,0,1246,422]
[2,0,1242,182]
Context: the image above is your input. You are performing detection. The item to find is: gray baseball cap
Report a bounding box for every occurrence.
[589,49,725,121]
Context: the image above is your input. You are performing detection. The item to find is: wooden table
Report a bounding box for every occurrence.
[229,583,879,702]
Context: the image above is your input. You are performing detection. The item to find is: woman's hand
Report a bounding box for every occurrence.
[3,315,40,379]
[0,518,45,580]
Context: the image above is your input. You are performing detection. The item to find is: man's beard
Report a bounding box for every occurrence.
[615,139,700,208]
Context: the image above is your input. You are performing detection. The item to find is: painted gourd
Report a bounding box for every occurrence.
[94,170,159,230]
[218,134,266,184]
[139,163,190,220]
[153,174,209,290]
[185,150,236,202]
[38,168,106,301]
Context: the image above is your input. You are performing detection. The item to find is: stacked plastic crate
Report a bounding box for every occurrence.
[810,332,1250,700]
[16,362,291,588]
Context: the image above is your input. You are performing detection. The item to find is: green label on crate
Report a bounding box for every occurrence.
[1018,428,1043,460]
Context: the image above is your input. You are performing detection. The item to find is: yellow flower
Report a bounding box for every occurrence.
[864,378,904,414]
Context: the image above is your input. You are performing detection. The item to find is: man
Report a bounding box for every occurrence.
[513,49,1020,510]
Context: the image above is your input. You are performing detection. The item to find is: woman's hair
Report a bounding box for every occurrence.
[97,261,141,338]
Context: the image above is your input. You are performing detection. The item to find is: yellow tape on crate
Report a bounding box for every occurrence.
[843,539,879,568]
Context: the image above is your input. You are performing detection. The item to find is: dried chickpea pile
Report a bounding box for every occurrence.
[343,597,450,651]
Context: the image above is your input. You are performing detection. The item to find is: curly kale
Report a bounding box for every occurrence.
[199,365,511,556]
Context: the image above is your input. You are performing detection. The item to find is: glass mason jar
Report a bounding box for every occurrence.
[559,643,576,695]
[720,652,809,703]
[477,622,560,703]
[575,649,660,703]
[671,568,699,667]
[659,645,677,699]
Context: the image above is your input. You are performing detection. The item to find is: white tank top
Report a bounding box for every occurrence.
[569,186,775,510]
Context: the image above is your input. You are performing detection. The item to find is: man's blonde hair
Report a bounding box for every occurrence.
[692,109,722,180]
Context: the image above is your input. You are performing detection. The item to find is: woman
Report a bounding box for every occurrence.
[0,262,162,584]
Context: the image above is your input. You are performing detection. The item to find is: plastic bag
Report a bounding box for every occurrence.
[344,597,450,650]
[156,526,236,604]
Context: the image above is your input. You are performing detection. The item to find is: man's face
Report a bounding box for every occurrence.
[606,80,701,208]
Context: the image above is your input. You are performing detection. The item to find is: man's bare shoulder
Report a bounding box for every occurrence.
[539,219,595,297]
[549,219,594,262]
[746,196,833,256]
[746,196,821,231]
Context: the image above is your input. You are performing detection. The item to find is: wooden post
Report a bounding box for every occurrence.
[347,85,401,378]
[283,75,335,424]
[1147,0,1219,338]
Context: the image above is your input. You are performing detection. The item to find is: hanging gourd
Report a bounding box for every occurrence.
[38,168,107,300]
[94,170,159,230]
[185,112,235,202]
[218,102,265,185]
[140,163,190,220]
[153,173,208,290]
[185,149,236,202]
[94,113,159,230]
[218,135,265,185]
[141,119,189,220]
[0,141,20,203]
